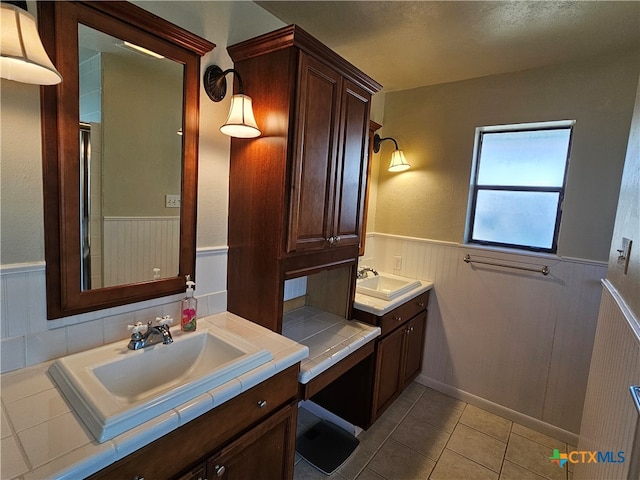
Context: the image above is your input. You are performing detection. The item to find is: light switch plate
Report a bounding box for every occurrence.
[165,194,181,208]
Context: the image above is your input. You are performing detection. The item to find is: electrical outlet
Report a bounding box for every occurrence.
[394,256,402,270]
[165,194,180,208]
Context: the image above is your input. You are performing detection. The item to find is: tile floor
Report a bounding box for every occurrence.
[294,383,574,480]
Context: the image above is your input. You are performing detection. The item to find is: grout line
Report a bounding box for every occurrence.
[497,418,515,478]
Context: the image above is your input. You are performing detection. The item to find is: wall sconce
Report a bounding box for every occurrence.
[203,65,260,138]
[0,1,62,84]
[373,134,410,172]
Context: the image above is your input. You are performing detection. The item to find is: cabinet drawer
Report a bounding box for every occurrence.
[222,365,298,435]
[88,365,299,480]
[379,291,429,336]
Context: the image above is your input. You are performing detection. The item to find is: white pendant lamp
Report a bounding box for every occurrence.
[203,65,261,139]
[0,1,62,85]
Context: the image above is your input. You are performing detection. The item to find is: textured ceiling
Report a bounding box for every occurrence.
[255,1,640,92]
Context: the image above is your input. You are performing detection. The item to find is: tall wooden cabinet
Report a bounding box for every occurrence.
[227,26,381,332]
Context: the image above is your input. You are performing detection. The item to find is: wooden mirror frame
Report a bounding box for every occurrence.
[39,1,214,319]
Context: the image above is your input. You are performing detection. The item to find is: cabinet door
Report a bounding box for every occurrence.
[333,80,371,248]
[402,312,427,389]
[373,325,405,418]
[207,403,297,480]
[287,53,342,253]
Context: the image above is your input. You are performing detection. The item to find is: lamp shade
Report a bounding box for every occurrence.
[388,149,410,172]
[0,3,62,85]
[219,94,261,138]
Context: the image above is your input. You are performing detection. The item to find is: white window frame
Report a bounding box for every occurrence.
[465,120,575,253]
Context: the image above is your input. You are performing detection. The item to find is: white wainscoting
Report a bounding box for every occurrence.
[575,280,640,479]
[102,216,180,287]
[364,233,607,439]
[0,246,228,374]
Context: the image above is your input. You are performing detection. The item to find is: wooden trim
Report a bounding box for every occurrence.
[359,120,382,256]
[79,1,215,55]
[299,340,375,399]
[228,25,382,94]
[39,1,213,318]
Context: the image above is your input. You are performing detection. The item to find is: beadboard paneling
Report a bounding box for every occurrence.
[103,216,180,287]
[575,281,640,479]
[365,233,606,434]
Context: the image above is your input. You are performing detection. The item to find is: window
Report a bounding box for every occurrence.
[467,121,573,253]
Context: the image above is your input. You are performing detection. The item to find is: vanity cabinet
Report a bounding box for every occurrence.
[87,365,299,480]
[226,25,381,332]
[353,291,430,422]
[205,403,295,480]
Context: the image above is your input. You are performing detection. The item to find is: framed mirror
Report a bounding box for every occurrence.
[39,1,215,319]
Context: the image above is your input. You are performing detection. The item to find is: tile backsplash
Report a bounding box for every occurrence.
[0,247,228,373]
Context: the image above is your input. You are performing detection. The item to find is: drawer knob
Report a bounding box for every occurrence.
[215,465,226,477]
[394,316,402,322]
[257,399,267,408]
[417,302,425,307]
[132,477,145,480]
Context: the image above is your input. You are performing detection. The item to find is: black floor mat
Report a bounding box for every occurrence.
[296,420,360,475]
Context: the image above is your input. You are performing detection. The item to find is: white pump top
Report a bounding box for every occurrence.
[185,279,195,297]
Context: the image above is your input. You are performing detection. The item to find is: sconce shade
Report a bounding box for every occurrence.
[220,94,261,138]
[373,134,411,172]
[388,149,411,172]
[204,64,261,138]
[0,2,62,84]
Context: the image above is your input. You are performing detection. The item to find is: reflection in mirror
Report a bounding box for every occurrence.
[39,1,215,319]
[77,25,183,289]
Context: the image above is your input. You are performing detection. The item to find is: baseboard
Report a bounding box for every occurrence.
[417,375,579,446]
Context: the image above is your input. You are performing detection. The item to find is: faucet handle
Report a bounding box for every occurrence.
[156,315,173,326]
[127,322,145,334]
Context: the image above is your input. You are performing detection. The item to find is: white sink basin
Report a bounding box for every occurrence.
[49,325,272,442]
[356,273,421,300]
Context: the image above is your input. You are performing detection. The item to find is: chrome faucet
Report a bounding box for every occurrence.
[127,316,173,350]
[356,266,379,279]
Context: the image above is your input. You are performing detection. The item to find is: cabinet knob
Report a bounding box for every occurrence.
[417,302,425,307]
[257,399,267,409]
[214,465,226,477]
[132,477,145,480]
[394,316,402,322]
[328,236,335,245]
[335,235,341,243]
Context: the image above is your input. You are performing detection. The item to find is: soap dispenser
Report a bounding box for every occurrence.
[180,275,197,332]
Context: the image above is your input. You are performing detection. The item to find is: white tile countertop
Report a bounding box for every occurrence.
[282,306,381,384]
[0,312,308,480]
[353,279,435,316]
